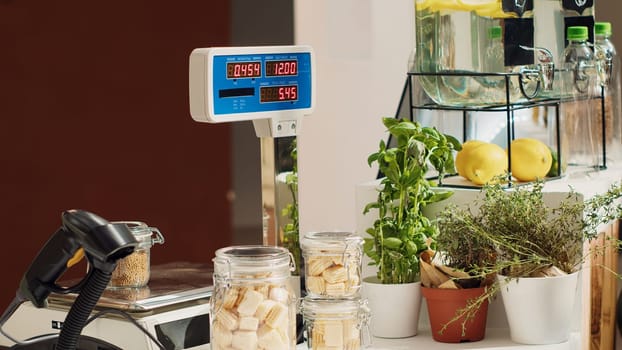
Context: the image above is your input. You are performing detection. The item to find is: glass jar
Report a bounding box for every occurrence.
[108,221,164,289]
[300,298,371,350]
[300,232,363,298]
[211,245,297,350]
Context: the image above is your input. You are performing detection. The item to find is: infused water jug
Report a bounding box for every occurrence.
[413,0,554,106]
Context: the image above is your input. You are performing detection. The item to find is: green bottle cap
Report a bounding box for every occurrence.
[567,26,588,41]
[489,26,502,40]
[595,22,612,36]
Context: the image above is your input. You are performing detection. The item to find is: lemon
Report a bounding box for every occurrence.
[460,143,508,185]
[455,140,486,178]
[508,138,552,182]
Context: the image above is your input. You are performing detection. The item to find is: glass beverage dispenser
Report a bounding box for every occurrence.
[413,0,555,106]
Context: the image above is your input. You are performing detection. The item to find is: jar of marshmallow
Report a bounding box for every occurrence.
[300,298,371,350]
[212,245,297,350]
[300,231,364,298]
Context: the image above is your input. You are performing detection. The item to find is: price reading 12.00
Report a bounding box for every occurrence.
[265,60,298,76]
[227,61,261,79]
[260,85,298,103]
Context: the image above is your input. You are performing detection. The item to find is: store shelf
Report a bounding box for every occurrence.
[297,329,580,350]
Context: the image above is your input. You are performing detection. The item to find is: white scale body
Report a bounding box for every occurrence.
[0,263,213,350]
[0,300,210,350]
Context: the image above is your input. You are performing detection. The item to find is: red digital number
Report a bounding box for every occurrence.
[228,62,261,78]
[278,86,297,101]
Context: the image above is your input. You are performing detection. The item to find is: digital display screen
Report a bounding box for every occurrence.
[265,60,298,76]
[260,85,298,103]
[227,61,261,79]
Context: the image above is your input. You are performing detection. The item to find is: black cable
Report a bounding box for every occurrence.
[84,308,167,350]
[56,269,111,350]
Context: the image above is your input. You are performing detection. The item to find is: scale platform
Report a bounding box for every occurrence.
[48,262,213,313]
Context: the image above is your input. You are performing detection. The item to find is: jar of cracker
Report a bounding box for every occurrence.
[108,221,164,288]
[300,298,371,350]
[212,245,297,350]
[300,232,363,298]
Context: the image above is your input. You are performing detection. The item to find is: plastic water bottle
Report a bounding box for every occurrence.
[561,26,596,98]
[594,22,617,87]
[560,26,600,175]
[482,26,504,74]
[594,22,622,164]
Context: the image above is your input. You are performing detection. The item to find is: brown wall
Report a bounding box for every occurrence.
[0,1,232,307]
[596,2,622,52]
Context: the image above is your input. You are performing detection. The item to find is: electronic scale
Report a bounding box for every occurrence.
[189,45,315,246]
[0,46,314,350]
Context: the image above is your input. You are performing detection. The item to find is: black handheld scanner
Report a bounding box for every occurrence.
[17,210,138,308]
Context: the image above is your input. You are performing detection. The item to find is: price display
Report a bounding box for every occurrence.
[227,61,261,79]
[266,60,298,76]
[260,85,298,102]
[189,45,314,123]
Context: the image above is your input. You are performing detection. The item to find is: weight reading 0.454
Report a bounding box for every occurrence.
[260,85,298,103]
[226,62,261,79]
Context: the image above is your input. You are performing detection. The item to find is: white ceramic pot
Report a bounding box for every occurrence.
[499,272,579,345]
[361,276,422,338]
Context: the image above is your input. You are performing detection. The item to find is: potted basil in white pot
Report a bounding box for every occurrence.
[361,117,460,338]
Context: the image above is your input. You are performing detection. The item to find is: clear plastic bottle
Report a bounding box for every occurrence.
[561,26,596,97]
[482,26,504,74]
[594,21,622,164]
[595,22,616,86]
[560,26,600,175]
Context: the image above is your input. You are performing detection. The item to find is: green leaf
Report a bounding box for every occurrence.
[383,237,403,249]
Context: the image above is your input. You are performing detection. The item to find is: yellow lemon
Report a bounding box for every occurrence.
[455,140,486,178]
[461,143,508,185]
[508,138,553,182]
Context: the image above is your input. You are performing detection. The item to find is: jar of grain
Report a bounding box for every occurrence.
[300,298,371,350]
[211,245,297,350]
[108,221,164,288]
[300,232,363,298]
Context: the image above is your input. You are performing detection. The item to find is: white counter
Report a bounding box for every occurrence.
[297,329,580,349]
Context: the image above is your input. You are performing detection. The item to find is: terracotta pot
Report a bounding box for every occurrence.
[422,286,489,343]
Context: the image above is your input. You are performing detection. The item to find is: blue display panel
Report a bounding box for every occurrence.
[211,52,312,116]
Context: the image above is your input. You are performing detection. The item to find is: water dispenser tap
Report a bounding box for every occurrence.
[517,46,555,98]
[534,47,555,91]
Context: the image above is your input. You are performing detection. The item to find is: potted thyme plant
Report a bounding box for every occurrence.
[361,117,460,338]
[419,204,497,343]
[430,178,622,345]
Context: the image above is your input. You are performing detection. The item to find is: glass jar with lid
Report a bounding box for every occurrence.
[108,221,165,289]
[300,298,371,350]
[300,232,364,298]
[211,245,297,350]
